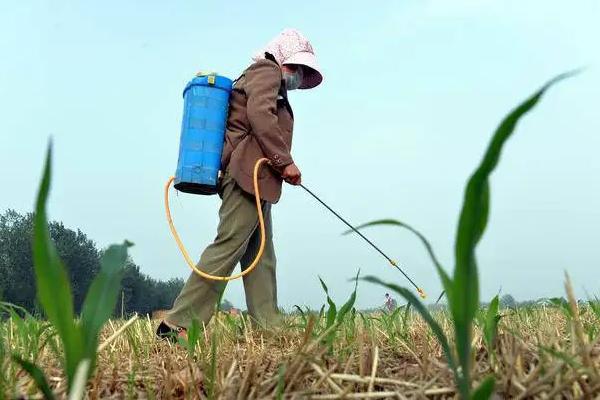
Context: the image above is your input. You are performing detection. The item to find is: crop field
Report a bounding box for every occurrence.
[2,300,600,399]
[1,74,599,399]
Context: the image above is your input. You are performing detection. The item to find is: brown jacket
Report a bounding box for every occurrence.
[221,57,294,204]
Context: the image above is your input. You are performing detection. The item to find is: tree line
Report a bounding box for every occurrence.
[0,209,184,317]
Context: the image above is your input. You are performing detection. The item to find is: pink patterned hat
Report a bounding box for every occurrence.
[253,29,323,89]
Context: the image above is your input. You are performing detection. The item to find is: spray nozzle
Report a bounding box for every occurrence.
[389,260,426,299]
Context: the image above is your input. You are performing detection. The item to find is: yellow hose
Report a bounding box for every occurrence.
[165,158,269,281]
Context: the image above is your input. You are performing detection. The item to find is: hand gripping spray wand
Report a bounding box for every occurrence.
[165,72,426,299]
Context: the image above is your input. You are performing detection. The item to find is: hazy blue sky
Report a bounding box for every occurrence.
[1,1,599,310]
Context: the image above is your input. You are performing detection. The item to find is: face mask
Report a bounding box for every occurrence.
[283,68,303,90]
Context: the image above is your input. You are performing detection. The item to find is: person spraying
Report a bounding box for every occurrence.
[157,29,323,339]
[384,293,398,313]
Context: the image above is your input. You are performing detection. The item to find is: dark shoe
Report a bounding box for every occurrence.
[156,321,186,343]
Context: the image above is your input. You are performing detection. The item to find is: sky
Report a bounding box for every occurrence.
[1,0,599,311]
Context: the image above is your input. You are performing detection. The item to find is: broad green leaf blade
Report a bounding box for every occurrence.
[361,276,460,385]
[338,270,360,323]
[318,276,337,327]
[12,355,56,400]
[471,375,495,400]
[326,299,337,328]
[484,295,500,348]
[32,143,83,388]
[451,72,576,390]
[318,276,329,294]
[344,219,453,301]
[80,242,131,360]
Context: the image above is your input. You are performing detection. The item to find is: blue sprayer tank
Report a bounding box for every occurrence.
[174,72,233,195]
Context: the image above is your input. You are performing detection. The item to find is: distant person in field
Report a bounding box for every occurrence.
[157,29,323,340]
[384,293,397,312]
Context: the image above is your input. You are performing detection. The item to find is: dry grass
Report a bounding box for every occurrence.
[3,305,599,399]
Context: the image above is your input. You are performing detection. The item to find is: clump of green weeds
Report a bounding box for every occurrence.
[317,271,358,352]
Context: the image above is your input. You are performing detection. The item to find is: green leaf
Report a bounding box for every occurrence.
[318,276,337,328]
[484,295,501,349]
[293,305,307,327]
[389,304,402,319]
[451,72,576,395]
[435,291,446,304]
[0,302,35,319]
[337,270,360,323]
[402,302,412,335]
[12,355,56,400]
[471,375,495,400]
[318,275,329,294]
[275,364,286,400]
[336,290,355,324]
[32,143,83,388]
[69,359,91,400]
[361,276,460,385]
[80,242,131,361]
[186,319,201,355]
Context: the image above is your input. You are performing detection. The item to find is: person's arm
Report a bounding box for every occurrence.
[245,61,295,170]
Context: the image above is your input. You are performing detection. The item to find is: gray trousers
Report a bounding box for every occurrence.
[165,172,279,329]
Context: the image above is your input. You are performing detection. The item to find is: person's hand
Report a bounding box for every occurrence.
[281,163,302,185]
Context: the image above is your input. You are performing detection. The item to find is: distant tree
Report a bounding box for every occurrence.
[117,259,184,317]
[0,209,184,317]
[500,294,517,309]
[49,221,101,313]
[119,261,148,315]
[154,278,185,310]
[0,210,101,314]
[0,210,36,312]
